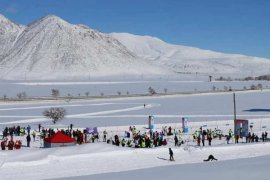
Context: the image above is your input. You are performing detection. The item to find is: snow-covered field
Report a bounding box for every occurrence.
[55,155,270,180]
[1,84,270,180]
[0,80,269,98]
[1,87,270,129]
[1,133,270,180]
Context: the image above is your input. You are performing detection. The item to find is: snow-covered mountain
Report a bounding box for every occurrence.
[1,14,270,80]
[111,33,270,77]
[0,15,166,80]
[0,14,25,59]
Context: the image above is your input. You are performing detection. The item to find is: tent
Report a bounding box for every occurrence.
[44,131,76,148]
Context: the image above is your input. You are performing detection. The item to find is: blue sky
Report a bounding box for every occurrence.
[0,0,270,58]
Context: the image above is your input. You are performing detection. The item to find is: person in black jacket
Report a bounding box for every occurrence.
[204,154,218,161]
[26,134,31,147]
[174,135,178,146]
[169,148,174,161]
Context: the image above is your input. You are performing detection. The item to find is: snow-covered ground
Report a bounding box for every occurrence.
[0,88,270,129]
[0,79,269,98]
[0,87,270,179]
[55,155,270,180]
[1,133,270,180]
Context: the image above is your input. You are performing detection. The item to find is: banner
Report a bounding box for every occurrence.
[85,127,98,134]
[182,116,189,133]
[234,119,248,137]
[148,115,154,129]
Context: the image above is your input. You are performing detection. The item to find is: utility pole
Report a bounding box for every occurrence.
[233,92,236,121]
[233,92,237,143]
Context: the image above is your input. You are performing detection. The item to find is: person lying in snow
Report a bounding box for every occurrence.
[204,154,218,161]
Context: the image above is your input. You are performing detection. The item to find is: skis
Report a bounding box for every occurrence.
[157,157,175,161]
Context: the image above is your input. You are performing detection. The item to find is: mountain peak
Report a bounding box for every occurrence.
[0,14,22,33]
[43,14,62,20]
[0,14,11,23]
[41,15,67,24]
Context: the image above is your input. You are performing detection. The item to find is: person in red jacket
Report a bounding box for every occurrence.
[1,140,6,150]
[8,140,14,150]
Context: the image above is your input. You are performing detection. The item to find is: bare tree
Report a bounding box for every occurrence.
[43,107,66,124]
[51,89,60,98]
[164,88,168,94]
[209,76,212,82]
[100,92,104,96]
[148,86,156,95]
[117,91,121,96]
[257,83,263,90]
[250,84,256,90]
[17,92,27,99]
[85,92,90,96]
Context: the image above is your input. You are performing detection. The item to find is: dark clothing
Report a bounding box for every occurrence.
[204,154,218,161]
[169,148,174,161]
[70,124,73,130]
[174,135,178,146]
[26,134,31,147]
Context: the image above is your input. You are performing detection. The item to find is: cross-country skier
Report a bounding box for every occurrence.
[169,148,174,161]
[204,154,218,161]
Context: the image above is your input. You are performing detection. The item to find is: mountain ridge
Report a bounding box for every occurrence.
[111,32,270,77]
[0,14,269,80]
[0,14,166,80]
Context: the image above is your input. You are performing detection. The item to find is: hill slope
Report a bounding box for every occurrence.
[0,15,166,80]
[111,33,270,77]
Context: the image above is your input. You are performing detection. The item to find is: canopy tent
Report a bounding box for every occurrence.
[44,131,76,148]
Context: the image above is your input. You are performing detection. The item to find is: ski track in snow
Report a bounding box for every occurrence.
[0,103,160,124]
[0,102,143,111]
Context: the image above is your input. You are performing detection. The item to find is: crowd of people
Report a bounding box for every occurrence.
[1,125,30,150]
[108,126,180,148]
[1,123,269,150]
[190,126,269,146]
[39,124,100,144]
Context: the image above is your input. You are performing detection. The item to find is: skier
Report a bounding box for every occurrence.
[38,124,41,132]
[32,131,36,141]
[26,125,31,135]
[202,133,205,146]
[174,135,178,146]
[1,140,6,150]
[26,134,31,147]
[70,124,73,130]
[262,132,265,142]
[103,130,108,142]
[169,148,174,161]
[204,154,218,161]
[208,134,212,146]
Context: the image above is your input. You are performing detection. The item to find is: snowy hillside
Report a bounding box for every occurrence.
[111,33,270,77]
[0,15,25,59]
[1,14,270,80]
[0,15,166,80]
